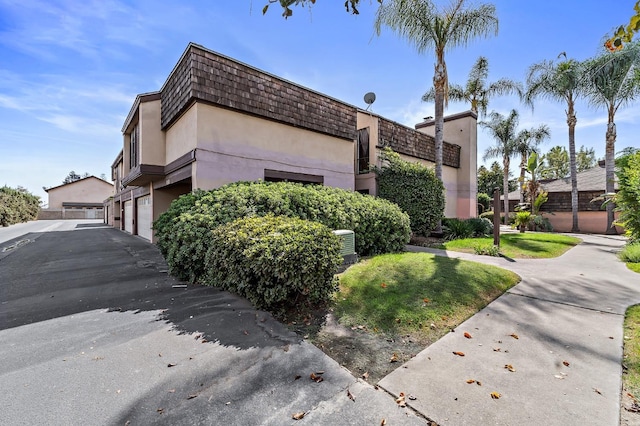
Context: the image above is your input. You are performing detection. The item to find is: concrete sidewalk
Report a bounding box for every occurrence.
[380,233,640,425]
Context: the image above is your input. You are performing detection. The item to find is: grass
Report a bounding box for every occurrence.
[623,305,640,401]
[335,252,520,344]
[619,243,640,273]
[442,232,581,259]
[628,263,640,273]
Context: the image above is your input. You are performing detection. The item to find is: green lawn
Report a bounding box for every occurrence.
[628,263,640,273]
[443,232,581,259]
[624,305,640,400]
[335,252,520,344]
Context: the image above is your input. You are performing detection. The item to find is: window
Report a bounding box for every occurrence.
[357,127,370,174]
[264,169,324,185]
[129,124,139,169]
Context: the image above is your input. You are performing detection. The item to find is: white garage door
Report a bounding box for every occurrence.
[137,195,152,241]
[124,200,133,234]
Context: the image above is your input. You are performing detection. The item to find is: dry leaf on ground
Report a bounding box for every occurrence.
[292,412,306,420]
[490,392,501,399]
[466,379,476,384]
[347,389,355,401]
[504,364,516,372]
[563,361,570,367]
[452,351,465,357]
[396,392,407,407]
[390,353,399,363]
[510,333,519,339]
[310,372,324,383]
[464,332,473,339]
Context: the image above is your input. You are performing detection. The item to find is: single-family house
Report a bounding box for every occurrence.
[40,176,114,220]
[104,42,478,242]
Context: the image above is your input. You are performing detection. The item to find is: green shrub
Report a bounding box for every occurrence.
[204,215,342,311]
[155,181,411,282]
[616,150,640,242]
[477,193,492,214]
[152,189,207,257]
[465,217,493,237]
[514,211,533,232]
[442,218,474,240]
[480,211,494,222]
[0,186,40,227]
[619,243,640,263]
[375,148,445,236]
[474,244,501,257]
[532,214,554,232]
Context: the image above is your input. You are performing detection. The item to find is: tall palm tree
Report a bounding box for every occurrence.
[374,0,498,232]
[422,56,523,117]
[481,109,520,219]
[514,125,550,203]
[525,55,584,232]
[583,42,640,234]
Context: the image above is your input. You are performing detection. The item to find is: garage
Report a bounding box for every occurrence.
[136,195,152,241]
[124,200,133,234]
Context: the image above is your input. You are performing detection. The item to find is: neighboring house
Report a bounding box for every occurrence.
[503,161,620,233]
[105,42,477,242]
[40,176,114,220]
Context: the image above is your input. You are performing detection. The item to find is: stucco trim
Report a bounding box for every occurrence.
[414,110,478,130]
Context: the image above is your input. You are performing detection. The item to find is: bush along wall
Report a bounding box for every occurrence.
[153,181,411,283]
[374,147,445,237]
[0,186,40,227]
[205,215,343,311]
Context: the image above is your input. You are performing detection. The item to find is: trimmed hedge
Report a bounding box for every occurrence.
[616,150,640,242]
[205,215,342,310]
[153,189,207,257]
[155,181,411,282]
[0,186,40,227]
[375,148,445,236]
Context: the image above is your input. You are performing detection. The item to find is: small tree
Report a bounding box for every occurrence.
[615,149,640,242]
[375,147,444,237]
[63,171,82,184]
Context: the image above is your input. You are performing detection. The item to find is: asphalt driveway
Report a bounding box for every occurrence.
[0,221,423,425]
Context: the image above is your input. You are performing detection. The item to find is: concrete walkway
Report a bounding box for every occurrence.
[380,233,640,425]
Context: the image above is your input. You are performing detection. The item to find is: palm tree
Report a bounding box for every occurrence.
[525,54,584,232]
[422,56,522,117]
[583,42,640,234]
[374,0,498,232]
[481,109,520,219]
[514,125,550,203]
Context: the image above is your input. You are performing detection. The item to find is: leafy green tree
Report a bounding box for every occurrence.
[422,56,522,117]
[481,109,520,217]
[261,0,379,17]
[477,161,516,196]
[584,42,640,234]
[525,54,584,232]
[540,145,570,179]
[63,171,82,184]
[576,145,597,172]
[515,125,550,202]
[615,149,640,241]
[0,186,40,226]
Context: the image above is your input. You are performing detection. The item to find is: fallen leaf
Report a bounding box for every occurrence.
[243,330,249,335]
[423,298,430,303]
[168,389,175,393]
[563,361,570,367]
[466,379,476,384]
[493,348,501,352]
[347,389,355,401]
[390,353,399,363]
[594,388,602,395]
[452,351,465,357]
[362,372,369,380]
[187,394,197,400]
[157,408,164,414]
[476,381,482,386]
[292,412,306,420]
[554,374,565,380]
[201,339,208,343]
[396,392,406,407]
[464,332,473,339]
[510,333,519,340]
[310,372,324,383]
[504,364,516,372]
[167,363,177,368]
[294,375,301,380]
[490,392,501,399]
[380,420,387,426]
[380,283,387,288]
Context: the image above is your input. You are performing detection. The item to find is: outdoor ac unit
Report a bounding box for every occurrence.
[332,229,356,256]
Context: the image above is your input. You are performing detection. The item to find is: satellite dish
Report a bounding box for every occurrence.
[363,92,376,110]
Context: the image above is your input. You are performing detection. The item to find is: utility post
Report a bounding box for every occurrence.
[493,187,501,247]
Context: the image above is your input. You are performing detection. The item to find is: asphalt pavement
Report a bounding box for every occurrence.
[0,221,424,425]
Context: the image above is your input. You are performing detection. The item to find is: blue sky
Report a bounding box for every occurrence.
[1,0,638,203]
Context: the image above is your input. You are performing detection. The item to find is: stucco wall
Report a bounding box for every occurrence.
[165,103,198,164]
[139,99,166,166]
[191,103,354,190]
[47,178,114,209]
[543,211,623,234]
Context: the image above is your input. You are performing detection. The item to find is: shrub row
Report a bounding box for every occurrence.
[205,215,343,310]
[0,186,40,227]
[442,217,494,240]
[154,181,411,283]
